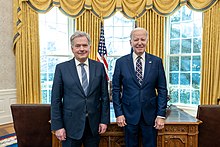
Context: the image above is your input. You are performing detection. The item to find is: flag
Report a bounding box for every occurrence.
[97,23,109,80]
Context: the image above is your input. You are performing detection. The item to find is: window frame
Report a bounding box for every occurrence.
[164,6,203,115]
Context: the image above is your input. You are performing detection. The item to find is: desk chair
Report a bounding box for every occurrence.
[197,105,220,147]
[11,104,52,147]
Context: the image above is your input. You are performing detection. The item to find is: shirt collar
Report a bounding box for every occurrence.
[133,52,145,61]
[75,58,89,66]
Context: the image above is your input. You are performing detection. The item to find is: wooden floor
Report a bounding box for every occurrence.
[0,123,15,137]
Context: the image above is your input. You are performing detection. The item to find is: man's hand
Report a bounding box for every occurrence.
[154,117,165,130]
[55,128,66,141]
[99,123,107,134]
[116,115,127,127]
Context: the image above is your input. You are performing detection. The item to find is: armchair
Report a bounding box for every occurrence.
[11,104,52,147]
[197,105,220,147]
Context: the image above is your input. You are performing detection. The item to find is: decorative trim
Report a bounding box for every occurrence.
[27,1,53,13]
[187,0,218,12]
[0,89,16,96]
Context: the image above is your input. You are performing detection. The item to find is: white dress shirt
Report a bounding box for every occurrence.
[75,58,89,85]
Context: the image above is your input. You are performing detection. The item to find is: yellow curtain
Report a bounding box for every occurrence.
[200,1,220,105]
[75,10,101,60]
[14,2,41,104]
[136,10,165,59]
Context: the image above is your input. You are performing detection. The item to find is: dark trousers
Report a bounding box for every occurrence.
[62,118,100,147]
[124,113,157,147]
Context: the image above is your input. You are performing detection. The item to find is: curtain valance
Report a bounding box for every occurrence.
[18,0,218,18]
[13,0,219,49]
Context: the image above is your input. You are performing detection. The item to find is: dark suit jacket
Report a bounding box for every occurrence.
[112,52,167,125]
[51,58,110,140]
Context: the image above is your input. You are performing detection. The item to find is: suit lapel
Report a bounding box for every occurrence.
[87,59,95,96]
[68,58,85,94]
[142,53,152,86]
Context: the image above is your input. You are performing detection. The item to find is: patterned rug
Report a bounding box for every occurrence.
[0,133,17,147]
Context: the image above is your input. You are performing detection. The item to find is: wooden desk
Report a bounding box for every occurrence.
[157,106,202,147]
[53,105,202,147]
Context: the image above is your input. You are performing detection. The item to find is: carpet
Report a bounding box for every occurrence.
[0,133,17,147]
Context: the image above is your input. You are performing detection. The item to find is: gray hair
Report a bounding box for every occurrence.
[70,31,91,47]
[130,27,148,40]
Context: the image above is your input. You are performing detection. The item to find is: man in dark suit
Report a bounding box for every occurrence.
[112,27,167,147]
[51,31,110,147]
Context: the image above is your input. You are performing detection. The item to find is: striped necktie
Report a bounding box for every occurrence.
[136,56,143,85]
[80,63,89,95]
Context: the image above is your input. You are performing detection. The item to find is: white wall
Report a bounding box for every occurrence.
[0,0,16,124]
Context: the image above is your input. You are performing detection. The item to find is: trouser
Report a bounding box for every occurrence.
[62,117,100,147]
[124,112,157,147]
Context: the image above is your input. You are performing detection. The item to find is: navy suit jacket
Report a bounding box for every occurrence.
[112,52,167,125]
[51,58,110,140]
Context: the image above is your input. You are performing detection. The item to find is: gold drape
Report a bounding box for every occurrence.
[200,1,220,104]
[136,10,165,59]
[75,10,101,60]
[14,2,41,104]
[17,0,218,17]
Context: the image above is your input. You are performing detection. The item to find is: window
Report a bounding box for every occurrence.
[166,6,202,106]
[39,7,74,103]
[104,12,135,80]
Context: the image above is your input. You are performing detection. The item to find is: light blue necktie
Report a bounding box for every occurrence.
[136,56,143,85]
[80,63,89,95]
